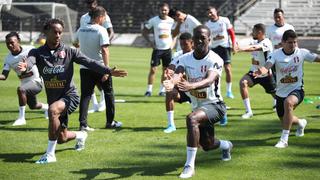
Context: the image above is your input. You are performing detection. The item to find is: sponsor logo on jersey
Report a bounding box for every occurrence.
[43,65,65,75]
[44,76,66,88]
[280,74,298,83]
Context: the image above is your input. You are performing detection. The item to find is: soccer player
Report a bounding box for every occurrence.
[0,32,48,126]
[163,32,193,133]
[236,23,276,119]
[79,0,115,113]
[77,6,122,131]
[142,3,175,97]
[169,7,201,51]
[18,18,127,164]
[254,30,320,148]
[205,6,237,99]
[164,25,233,178]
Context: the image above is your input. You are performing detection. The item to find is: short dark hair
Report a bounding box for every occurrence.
[206,5,217,12]
[282,30,297,41]
[86,0,96,4]
[159,2,169,9]
[253,23,265,33]
[43,18,64,32]
[169,7,181,18]
[179,32,192,41]
[5,31,21,41]
[194,25,211,37]
[274,8,284,14]
[89,6,106,19]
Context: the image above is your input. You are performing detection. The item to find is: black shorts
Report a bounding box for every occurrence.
[247,71,276,94]
[275,89,304,118]
[211,46,231,64]
[20,81,43,108]
[59,91,80,128]
[176,89,191,104]
[150,49,172,67]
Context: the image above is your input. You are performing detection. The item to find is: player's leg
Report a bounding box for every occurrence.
[159,49,172,96]
[145,50,160,96]
[78,69,96,131]
[239,73,255,119]
[25,81,48,119]
[96,83,106,111]
[164,88,179,133]
[224,63,233,98]
[14,86,28,126]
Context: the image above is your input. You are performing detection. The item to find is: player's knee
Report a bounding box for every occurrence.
[284,99,295,109]
[17,87,25,94]
[48,105,60,118]
[239,79,247,88]
[186,115,198,129]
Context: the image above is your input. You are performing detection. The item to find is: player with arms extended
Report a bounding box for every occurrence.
[254,30,320,148]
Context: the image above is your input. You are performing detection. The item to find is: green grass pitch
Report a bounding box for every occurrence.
[0,43,319,179]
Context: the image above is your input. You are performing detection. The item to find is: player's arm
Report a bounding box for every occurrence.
[227,27,237,51]
[172,22,182,38]
[253,61,273,77]
[236,45,262,53]
[101,44,110,67]
[313,55,320,62]
[163,65,184,91]
[107,27,114,41]
[142,27,154,48]
[178,69,217,91]
[0,70,9,80]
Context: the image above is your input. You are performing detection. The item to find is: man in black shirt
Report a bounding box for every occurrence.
[18,18,127,164]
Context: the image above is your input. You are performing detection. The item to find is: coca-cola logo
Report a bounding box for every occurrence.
[43,65,65,74]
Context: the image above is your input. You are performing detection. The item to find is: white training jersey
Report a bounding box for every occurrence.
[205,16,233,48]
[267,48,317,97]
[3,45,42,85]
[145,16,174,50]
[174,15,201,51]
[249,38,273,76]
[266,23,295,48]
[170,50,184,66]
[77,23,110,69]
[80,12,113,29]
[176,50,224,109]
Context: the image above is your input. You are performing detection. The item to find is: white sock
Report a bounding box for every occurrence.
[41,103,49,111]
[75,131,86,140]
[18,106,26,119]
[243,98,252,113]
[280,130,290,142]
[167,111,175,127]
[219,140,231,150]
[159,83,165,93]
[46,140,57,156]
[297,119,305,127]
[273,98,277,106]
[226,83,232,92]
[99,90,105,103]
[147,84,153,92]
[185,147,197,168]
[91,93,98,106]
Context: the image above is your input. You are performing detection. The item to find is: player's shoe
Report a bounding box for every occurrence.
[106,120,122,129]
[35,153,56,164]
[226,91,234,99]
[220,114,228,126]
[241,112,253,119]
[98,101,106,112]
[163,125,176,133]
[296,119,307,137]
[221,141,233,161]
[80,125,95,132]
[144,91,152,97]
[226,106,231,110]
[179,165,195,179]
[158,92,166,97]
[44,110,49,119]
[12,118,26,126]
[75,131,88,151]
[272,105,277,112]
[88,104,99,113]
[274,140,288,148]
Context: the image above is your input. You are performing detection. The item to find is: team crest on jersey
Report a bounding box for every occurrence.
[200,65,207,73]
[293,56,300,63]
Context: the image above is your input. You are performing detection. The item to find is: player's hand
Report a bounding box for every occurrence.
[164,68,174,80]
[163,79,174,92]
[177,77,193,91]
[17,57,27,72]
[252,67,268,78]
[110,67,128,77]
[232,42,239,54]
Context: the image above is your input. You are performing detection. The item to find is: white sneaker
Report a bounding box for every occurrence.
[12,118,26,126]
[106,120,122,129]
[98,101,106,112]
[296,119,307,137]
[241,112,253,119]
[44,110,49,119]
[75,131,88,151]
[275,140,288,148]
[179,165,195,179]
[88,104,99,114]
[35,153,56,164]
[80,126,95,132]
[221,141,233,161]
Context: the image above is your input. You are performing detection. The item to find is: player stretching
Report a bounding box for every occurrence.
[164,25,232,178]
[0,32,48,126]
[255,30,320,148]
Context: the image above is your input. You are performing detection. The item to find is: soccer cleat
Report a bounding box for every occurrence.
[274,140,288,148]
[296,119,307,137]
[98,101,106,112]
[80,125,95,132]
[88,104,99,114]
[106,120,122,129]
[220,114,228,126]
[75,131,88,151]
[179,165,195,179]
[12,118,26,126]
[221,141,233,161]
[158,92,166,97]
[144,91,152,97]
[226,106,231,110]
[241,112,253,119]
[44,110,49,119]
[226,91,234,99]
[35,153,56,164]
[163,125,176,133]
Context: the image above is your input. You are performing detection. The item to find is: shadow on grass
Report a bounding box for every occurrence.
[0,148,74,163]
